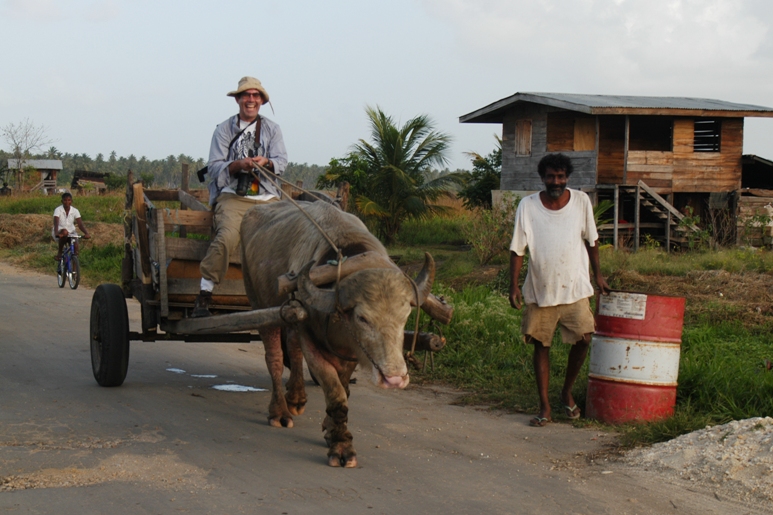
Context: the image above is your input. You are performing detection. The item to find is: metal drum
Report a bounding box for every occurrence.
[586,291,685,424]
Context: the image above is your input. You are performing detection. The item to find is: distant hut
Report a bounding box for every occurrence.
[6,159,63,195]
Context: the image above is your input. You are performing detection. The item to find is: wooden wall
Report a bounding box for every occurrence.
[501,103,597,191]
[626,151,674,190]
[597,116,625,184]
[672,118,743,192]
[499,108,745,195]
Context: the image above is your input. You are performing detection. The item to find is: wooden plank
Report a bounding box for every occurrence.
[167,294,251,307]
[165,238,210,261]
[574,117,596,151]
[623,116,629,184]
[515,119,532,155]
[122,171,135,294]
[626,165,674,174]
[627,177,672,189]
[168,278,247,296]
[179,190,209,212]
[546,112,574,151]
[588,108,773,118]
[166,260,242,280]
[157,210,168,318]
[634,184,640,251]
[132,182,152,282]
[164,239,242,265]
[163,305,307,335]
[161,209,213,227]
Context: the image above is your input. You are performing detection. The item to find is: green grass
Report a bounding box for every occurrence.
[600,246,773,276]
[396,214,470,246]
[1,241,123,288]
[0,192,125,223]
[3,197,773,448]
[413,284,588,412]
[616,319,773,445]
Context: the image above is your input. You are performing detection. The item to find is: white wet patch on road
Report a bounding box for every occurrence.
[211,385,267,392]
[166,369,263,392]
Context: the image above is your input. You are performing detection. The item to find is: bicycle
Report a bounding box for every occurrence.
[57,235,81,290]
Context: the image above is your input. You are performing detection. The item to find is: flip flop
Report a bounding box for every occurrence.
[529,416,551,427]
[563,405,581,420]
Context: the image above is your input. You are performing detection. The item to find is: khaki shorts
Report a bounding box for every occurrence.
[521,297,595,347]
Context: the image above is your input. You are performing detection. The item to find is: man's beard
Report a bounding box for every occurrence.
[546,184,565,199]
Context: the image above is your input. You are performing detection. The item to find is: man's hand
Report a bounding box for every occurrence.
[82,233,91,240]
[595,273,611,295]
[509,284,523,310]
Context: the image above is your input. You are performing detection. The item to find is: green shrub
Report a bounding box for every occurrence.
[462,193,520,265]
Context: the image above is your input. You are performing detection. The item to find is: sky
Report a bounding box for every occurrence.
[1,0,773,171]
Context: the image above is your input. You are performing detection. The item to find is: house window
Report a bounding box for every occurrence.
[546,112,596,151]
[515,119,532,156]
[693,119,721,152]
[628,116,673,151]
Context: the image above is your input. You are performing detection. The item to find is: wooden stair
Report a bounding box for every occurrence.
[598,181,702,250]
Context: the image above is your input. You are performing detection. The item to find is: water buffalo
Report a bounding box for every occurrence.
[240,200,434,467]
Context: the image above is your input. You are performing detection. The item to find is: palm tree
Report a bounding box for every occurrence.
[349,106,459,243]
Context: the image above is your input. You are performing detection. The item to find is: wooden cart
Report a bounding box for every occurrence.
[89,169,450,387]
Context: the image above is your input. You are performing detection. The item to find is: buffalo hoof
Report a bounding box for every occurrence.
[268,416,294,428]
[328,442,357,468]
[288,403,306,416]
[328,454,357,468]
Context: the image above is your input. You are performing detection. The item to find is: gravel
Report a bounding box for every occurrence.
[625,417,773,506]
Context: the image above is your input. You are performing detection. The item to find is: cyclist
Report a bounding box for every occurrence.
[53,192,90,260]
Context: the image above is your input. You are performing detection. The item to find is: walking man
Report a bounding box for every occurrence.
[509,153,610,427]
[192,76,288,317]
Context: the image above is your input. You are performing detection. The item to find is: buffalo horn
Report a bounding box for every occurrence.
[297,260,337,314]
[411,252,435,306]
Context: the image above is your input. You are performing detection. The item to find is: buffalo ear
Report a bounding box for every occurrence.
[411,252,435,306]
[297,260,337,314]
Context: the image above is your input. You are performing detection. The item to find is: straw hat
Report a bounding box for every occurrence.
[227,76,270,102]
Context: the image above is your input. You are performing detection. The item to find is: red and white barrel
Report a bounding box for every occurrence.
[586,291,685,424]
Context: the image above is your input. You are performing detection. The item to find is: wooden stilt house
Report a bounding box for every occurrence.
[460,93,773,249]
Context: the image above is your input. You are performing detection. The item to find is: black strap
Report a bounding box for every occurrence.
[197,116,263,183]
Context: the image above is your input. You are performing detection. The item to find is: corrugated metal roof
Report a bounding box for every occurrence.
[460,92,773,123]
[6,159,63,170]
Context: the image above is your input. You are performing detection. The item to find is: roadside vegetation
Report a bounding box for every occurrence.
[4,190,771,450]
[2,112,771,449]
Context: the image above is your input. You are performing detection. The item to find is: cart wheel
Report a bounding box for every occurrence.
[57,257,66,288]
[68,255,80,290]
[90,284,130,386]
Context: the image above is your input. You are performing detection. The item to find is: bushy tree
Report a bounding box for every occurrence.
[319,106,461,243]
[457,137,502,210]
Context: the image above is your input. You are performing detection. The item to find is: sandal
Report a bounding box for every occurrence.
[563,404,581,420]
[529,416,551,427]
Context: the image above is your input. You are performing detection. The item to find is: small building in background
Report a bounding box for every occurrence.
[460,93,773,248]
[6,159,63,195]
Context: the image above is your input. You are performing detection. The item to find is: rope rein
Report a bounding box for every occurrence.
[248,164,421,359]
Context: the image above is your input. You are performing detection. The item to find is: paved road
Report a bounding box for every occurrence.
[0,262,765,514]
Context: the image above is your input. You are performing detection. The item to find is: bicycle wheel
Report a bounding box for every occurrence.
[68,254,80,290]
[57,256,66,288]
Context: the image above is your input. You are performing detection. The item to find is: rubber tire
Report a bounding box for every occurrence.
[68,255,80,290]
[90,284,130,386]
[57,257,66,288]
